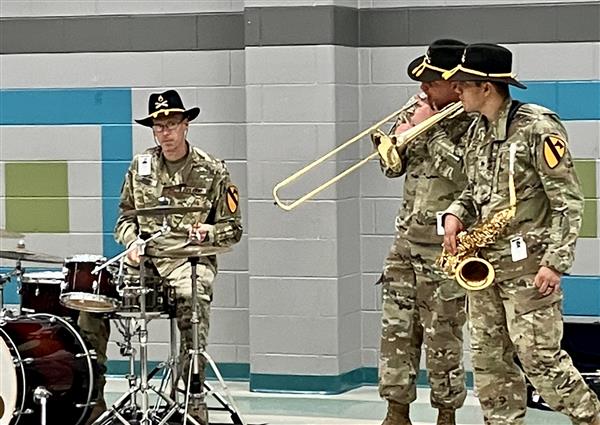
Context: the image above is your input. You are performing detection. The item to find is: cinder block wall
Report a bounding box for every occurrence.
[1,0,598,393]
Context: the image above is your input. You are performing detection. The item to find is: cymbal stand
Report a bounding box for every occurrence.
[93,222,201,425]
[33,387,52,425]
[114,316,138,414]
[182,257,246,425]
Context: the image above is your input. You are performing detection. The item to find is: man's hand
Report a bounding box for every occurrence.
[443,214,464,255]
[126,239,142,265]
[534,266,562,296]
[411,100,436,126]
[189,223,213,244]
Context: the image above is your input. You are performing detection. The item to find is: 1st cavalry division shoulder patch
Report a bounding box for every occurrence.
[543,135,566,169]
[226,185,239,214]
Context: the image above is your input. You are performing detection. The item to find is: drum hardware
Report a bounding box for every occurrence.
[180,256,245,425]
[18,270,78,320]
[0,313,96,425]
[0,246,63,265]
[92,223,193,425]
[32,387,51,425]
[60,255,119,313]
[93,252,244,424]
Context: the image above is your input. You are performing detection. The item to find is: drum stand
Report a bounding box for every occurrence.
[180,256,245,425]
[33,387,52,425]
[91,226,197,425]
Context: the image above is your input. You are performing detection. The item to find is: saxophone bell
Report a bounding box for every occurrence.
[455,257,495,290]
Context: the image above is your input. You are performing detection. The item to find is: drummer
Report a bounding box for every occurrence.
[79,89,243,425]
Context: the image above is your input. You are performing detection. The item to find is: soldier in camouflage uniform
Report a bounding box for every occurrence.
[443,44,600,425]
[79,89,242,425]
[374,40,474,425]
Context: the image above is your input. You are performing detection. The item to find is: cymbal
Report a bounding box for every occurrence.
[0,229,24,239]
[122,206,205,217]
[0,249,64,264]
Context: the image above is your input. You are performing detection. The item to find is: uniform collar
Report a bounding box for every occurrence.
[484,97,512,142]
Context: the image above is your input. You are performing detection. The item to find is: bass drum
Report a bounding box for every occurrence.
[0,313,95,425]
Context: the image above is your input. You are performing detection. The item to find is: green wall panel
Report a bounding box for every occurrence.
[580,199,598,238]
[574,160,597,199]
[5,162,69,233]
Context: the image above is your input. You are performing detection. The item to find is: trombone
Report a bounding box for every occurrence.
[272,96,463,211]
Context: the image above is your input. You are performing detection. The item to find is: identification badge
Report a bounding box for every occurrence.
[436,211,445,236]
[510,236,528,262]
[138,155,152,176]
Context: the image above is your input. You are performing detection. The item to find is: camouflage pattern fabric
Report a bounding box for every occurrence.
[378,95,472,408]
[446,98,584,278]
[447,98,600,424]
[470,274,600,425]
[79,143,242,406]
[379,237,467,409]
[115,145,243,276]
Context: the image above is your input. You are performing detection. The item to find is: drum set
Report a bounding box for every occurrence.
[0,209,245,425]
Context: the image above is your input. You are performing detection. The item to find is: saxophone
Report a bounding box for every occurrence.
[437,144,517,290]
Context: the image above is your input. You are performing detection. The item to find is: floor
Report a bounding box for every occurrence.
[105,378,574,425]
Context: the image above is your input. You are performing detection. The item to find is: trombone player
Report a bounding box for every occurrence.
[375,39,473,425]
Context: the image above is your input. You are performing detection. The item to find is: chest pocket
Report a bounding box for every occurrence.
[134,175,161,206]
[466,145,493,205]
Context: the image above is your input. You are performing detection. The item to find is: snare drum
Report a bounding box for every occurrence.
[19,271,77,320]
[60,254,120,313]
[119,274,173,315]
[0,313,95,425]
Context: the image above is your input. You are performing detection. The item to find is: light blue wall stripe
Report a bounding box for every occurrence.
[0,88,131,125]
[514,80,600,121]
[101,124,133,257]
[1,84,599,313]
[562,276,600,316]
[0,88,133,260]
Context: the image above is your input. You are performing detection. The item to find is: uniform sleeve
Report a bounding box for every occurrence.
[426,126,466,182]
[533,124,584,273]
[379,100,418,178]
[114,160,139,248]
[208,164,243,247]
[443,181,478,228]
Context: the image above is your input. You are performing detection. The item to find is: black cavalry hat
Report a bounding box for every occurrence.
[135,89,200,127]
[442,43,527,89]
[407,39,467,82]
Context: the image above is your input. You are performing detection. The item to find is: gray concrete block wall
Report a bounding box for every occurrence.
[246,44,365,376]
[2,1,599,392]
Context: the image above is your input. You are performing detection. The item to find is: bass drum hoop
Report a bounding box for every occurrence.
[0,326,26,425]
[0,313,95,425]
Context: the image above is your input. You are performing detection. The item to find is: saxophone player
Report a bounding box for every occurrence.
[442,43,600,425]
[375,39,474,425]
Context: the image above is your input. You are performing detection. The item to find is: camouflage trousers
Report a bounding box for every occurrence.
[378,236,467,409]
[469,274,600,425]
[78,261,215,401]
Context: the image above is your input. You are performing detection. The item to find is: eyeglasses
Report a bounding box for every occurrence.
[152,118,184,133]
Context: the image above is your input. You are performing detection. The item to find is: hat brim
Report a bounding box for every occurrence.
[135,107,201,127]
[407,55,445,82]
[446,70,527,90]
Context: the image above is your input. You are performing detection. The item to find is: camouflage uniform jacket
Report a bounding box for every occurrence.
[446,97,584,278]
[380,95,473,244]
[115,144,243,277]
